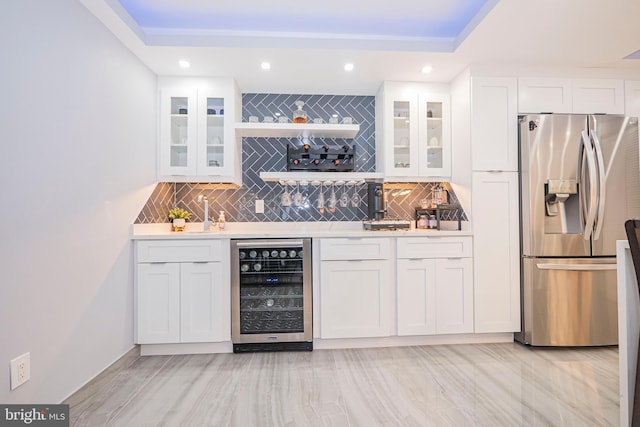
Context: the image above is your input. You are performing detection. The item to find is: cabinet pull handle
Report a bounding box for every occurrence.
[149,262,168,265]
[193,261,210,264]
[487,170,504,173]
[447,257,463,260]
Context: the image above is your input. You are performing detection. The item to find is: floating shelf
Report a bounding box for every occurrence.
[236,123,359,139]
[260,171,383,184]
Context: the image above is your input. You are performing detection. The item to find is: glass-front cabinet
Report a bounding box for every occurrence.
[159,78,241,184]
[377,82,451,179]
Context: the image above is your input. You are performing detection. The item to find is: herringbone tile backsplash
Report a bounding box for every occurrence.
[135,94,468,224]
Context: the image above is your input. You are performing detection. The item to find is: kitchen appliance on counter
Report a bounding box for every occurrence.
[516,114,640,346]
[231,239,312,352]
[363,182,411,230]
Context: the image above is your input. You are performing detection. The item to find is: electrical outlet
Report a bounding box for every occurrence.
[10,352,30,390]
[255,199,265,214]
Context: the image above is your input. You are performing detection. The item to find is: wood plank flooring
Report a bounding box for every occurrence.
[68,343,619,426]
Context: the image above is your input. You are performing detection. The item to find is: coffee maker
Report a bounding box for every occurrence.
[363,182,411,231]
[367,182,386,220]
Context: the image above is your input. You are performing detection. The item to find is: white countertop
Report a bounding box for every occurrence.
[131,221,473,240]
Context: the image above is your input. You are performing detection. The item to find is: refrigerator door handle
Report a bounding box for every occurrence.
[590,129,606,241]
[577,130,598,240]
[536,263,617,271]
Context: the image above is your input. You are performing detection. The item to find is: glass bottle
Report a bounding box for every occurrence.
[218,211,226,230]
[292,100,308,124]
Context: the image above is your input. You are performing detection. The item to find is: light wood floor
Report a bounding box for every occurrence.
[68,343,619,426]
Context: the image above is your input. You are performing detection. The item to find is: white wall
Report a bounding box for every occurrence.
[0,0,157,403]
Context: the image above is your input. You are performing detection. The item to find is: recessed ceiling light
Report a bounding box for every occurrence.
[261,62,271,70]
[344,63,354,72]
[178,60,190,68]
[421,65,433,74]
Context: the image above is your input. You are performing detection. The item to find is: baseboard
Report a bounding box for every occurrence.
[313,333,515,350]
[62,346,140,408]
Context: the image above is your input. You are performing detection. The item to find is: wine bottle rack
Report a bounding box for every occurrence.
[286,144,355,172]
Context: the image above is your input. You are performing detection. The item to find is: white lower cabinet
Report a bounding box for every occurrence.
[396,237,474,336]
[135,240,230,344]
[319,238,393,339]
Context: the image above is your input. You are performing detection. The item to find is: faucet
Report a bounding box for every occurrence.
[197,195,212,231]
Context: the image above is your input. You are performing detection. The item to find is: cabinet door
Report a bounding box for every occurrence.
[471,77,518,172]
[625,81,640,118]
[159,88,198,176]
[397,259,437,336]
[381,89,420,177]
[137,263,180,344]
[472,172,520,333]
[518,78,573,114]
[320,260,392,339]
[197,88,235,178]
[572,79,624,114]
[435,258,473,334]
[418,93,451,177]
[180,262,229,343]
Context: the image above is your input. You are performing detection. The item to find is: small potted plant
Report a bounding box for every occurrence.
[168,208,192,232]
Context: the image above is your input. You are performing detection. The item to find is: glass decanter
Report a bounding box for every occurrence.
[292,100,308,124]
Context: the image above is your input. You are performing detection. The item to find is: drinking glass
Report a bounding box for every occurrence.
[316,183,325,214]
[293,182,303,207]
[328,183,337,213]
[280,184,292,207]
[339,182,349,207]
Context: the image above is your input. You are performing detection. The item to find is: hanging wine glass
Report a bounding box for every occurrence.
[328,182,337,213]
[316,182,325,214]
[293,181,303,207]
[280,182,292,207]
[351,181,362,207]
[339,181,349,207]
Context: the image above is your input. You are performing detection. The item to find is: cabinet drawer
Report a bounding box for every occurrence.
[397,236,472,259]
[137,240,223,263]
[320,238,391,261]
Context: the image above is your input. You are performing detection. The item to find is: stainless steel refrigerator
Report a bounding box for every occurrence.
[516,114,640,346]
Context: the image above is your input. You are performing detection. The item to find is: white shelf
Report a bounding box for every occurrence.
[235,122,359,139]
[260,171,383,184]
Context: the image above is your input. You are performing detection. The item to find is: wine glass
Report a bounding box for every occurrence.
[293,182,303,207]
[280,182,292,207]
[316,182,325,214]
[339,181,349,207]
[328,182,337,213]
[351,181,362,207]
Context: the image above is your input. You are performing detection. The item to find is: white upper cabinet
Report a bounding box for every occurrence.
[572,79,624,114]
[471,77,518,172]
[518,78,573,113]
[518,77,624,115]
[625,81,640,118]
[158,77,242,184]
[376,81,451,180]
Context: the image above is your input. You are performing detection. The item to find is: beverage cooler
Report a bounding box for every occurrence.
[230,239,312,352]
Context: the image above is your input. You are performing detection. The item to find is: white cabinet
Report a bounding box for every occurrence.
[319,238,393,339]
[158,77,241,184]
[572,79,624,114]
[518,77,625,114]
[471,77,518,172]
[518,78,573,114]
[625,81,640,118]
[471,172,520,333]
[135,239,230,344]
[396,237,473,336]
[376,81,451,179]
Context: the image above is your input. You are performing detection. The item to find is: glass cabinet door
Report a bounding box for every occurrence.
[205,96,225,170]
[418,94,450,176]
[169,96,189,168]
[393,100,412,170]
[160,88,197,176]
[424,101,443,170]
